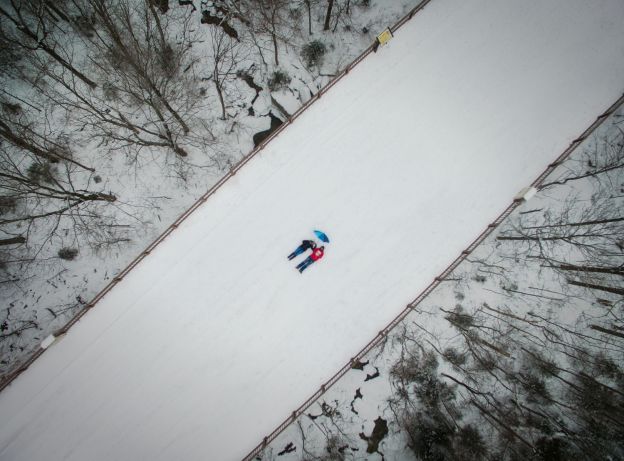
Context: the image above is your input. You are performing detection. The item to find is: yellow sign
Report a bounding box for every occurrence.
[377,28,393,46]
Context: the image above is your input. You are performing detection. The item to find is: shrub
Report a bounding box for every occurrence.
[443,347,467,367]
[403,411,453,461]
[321,434,347,461]
[534,436,573,461]
[519,372,551,403]
[267,70,291,91]
[455,425,488,461]
[27,162,56,184]
[0,44,21,75]
[592,351,622,380]
[73,14,96,38]
[390,349,438,386]
[524,348,558,377]
[0,196,17,215]
[102,82,119,100]
[58,247,79,261]
[2,102,21,116]
[302,40,327,68]
[444,306,474,330]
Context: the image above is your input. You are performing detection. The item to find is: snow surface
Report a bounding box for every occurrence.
[1,0,623,460]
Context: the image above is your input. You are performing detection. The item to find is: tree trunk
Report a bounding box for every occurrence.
[0,5,97,88]
[590,325,624,339]
[567,279,624,296]
[305,0,312,35]
[497,235,601,242]
[44,1,70,22]
[143,72,190,134]
[0,121,59,163]
[36,40,98,89]
[557,264,624,276]
[539,161,624,190]
[0,236,26,246]
[146,0,168,51]
[0,120,94,171]
[523,216,624,229]
[323,0,334,31]
[0,171,116,203]
[214,78,226,120]
[271,32,279,66]
[150,101,188,156]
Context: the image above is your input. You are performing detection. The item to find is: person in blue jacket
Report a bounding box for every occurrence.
[287,239,317,260]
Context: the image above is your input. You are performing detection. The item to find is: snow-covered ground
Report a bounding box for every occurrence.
[1,0,623,460]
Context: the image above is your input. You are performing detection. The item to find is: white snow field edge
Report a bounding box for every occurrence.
[1,0,623,460]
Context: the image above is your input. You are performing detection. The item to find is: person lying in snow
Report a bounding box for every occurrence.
[296,246,324,273]
[287,239,317,260]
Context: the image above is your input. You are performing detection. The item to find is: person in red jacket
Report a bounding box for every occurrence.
[296,246,324,273]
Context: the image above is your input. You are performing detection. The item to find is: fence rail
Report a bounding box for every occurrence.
[240,91,624,460]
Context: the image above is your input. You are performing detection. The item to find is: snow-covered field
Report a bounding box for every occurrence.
[1,0,623,460]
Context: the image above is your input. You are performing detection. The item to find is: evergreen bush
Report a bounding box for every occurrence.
[58,248,79,260]
[268,70,291,91]
[302,40,327,68]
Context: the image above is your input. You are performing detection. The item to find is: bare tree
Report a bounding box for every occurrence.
[256,0,293,66]
[0,0,97,88]
[539,129,624,191]
[0,95,118,263]
[74,0,197,155]
[0,99,93,170]
[495,125,624,312]
[0,142,116,235]
[207,25,247,120]
[221,0,296,67]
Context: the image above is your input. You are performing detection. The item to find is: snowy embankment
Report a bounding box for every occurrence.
[1,0,623,460]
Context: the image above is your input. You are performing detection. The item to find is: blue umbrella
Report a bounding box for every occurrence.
[314,230,330,243]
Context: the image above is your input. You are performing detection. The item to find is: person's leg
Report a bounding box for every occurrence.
[299,259,314,273]
[296,256,310,270]
[288,246,304,260]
